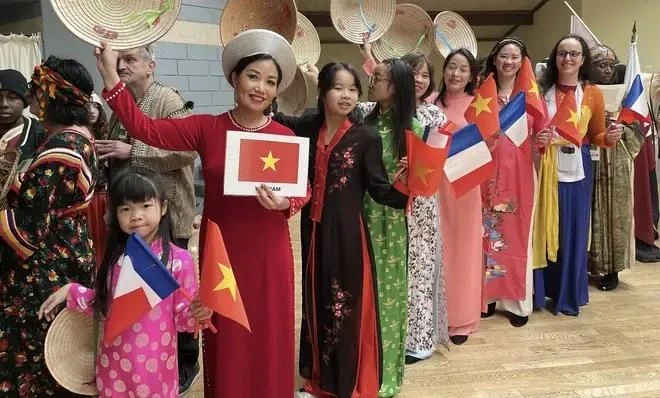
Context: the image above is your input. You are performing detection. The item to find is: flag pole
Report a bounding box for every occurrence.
[631,20,637,43]
[564,1,602,45]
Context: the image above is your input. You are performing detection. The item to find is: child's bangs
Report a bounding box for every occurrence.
[110,172,161,207]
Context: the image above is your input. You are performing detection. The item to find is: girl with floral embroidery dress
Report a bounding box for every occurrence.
[39,167,211,397]
[275,62,408,398]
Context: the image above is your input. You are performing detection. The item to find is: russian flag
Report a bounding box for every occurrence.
[104,234,182,344]
[619,38,651,134]
[499,92,529,147]
[444,123,494,198]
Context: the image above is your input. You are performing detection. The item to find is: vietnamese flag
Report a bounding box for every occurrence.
[238,139,299,184]
[513,56,547,122]
[465,73,499,138]
[406,130,447,196]
[200,220,251,332]
[550,92,582,146]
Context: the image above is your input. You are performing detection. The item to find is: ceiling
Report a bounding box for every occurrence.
[296,0,550,43]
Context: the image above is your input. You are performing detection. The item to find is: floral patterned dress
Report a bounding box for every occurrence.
[482,96,538,316]
[273,114,407,398]
[0,130,96,397]
[359,103,423,397]
[67,239,198,397]
[406,103,450,357]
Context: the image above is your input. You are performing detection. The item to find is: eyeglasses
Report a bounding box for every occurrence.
[595,61,617,70]
[557,50,582,59]
[369,75,390,85]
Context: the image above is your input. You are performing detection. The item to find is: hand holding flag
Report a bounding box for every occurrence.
[104,234,189,344]
[465,73,500,138]
[550,92,582,146]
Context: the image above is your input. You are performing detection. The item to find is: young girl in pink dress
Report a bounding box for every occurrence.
[39,167,210,397]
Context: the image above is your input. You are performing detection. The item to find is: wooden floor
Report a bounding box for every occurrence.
[186,216,660,397]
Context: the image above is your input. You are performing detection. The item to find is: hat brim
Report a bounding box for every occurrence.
[222,29,297,94]
[44,309,97,396]
[434,11,478,58]
[50,0,181,51]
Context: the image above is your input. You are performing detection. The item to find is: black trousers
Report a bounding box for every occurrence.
[172,237,200,375]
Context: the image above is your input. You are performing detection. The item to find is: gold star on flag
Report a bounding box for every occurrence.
[213,262,237,300]
[414,164,433,186]
[528,78,540,98]
[470,94,493,116]
[260,151,280,171]
[566,108,580,128]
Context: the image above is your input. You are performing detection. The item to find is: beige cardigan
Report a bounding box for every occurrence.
[107,81,197,240]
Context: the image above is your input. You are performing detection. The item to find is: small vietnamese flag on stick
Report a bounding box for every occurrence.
[513,56,547,122]
[550,92,582,146]
[465,73,500,138]
[406,130,448,196]
[199,219,251,332]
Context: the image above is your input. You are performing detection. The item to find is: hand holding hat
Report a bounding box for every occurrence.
[94,41,121,91]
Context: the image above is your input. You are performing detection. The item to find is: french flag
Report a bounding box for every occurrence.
[619,37,651,134]
[444,123,494,198]
[104,234,184,344]
[499,92,529,147]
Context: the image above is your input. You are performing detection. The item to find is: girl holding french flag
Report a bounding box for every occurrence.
[39,167,212,397]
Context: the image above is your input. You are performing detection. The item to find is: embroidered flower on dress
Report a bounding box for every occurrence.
[321,280,352,364]
[328,143,358,193]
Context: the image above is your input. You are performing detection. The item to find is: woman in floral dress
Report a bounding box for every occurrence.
[276,62,408,398]
[480,38,545,327]
[0,56,97,397]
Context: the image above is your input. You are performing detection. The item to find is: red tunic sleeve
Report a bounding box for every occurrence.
[102,81,211,154]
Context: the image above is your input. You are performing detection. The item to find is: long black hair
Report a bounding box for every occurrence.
[96,167,173,316]
[36,56,93,126]
[483,37,529,88]
[316,62,363,123]
[366,58,416,160]
[231,53,283,115]
[436,48,478,108]
[401,52,436,101]
[540,34,592,95]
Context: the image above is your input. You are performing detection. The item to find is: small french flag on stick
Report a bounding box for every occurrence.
[443,123,494,198]
[499,92,529,147]
[104,234,189,344]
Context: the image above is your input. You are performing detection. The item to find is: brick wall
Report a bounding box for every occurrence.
[152,0,233,116]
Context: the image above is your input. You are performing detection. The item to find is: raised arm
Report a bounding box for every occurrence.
[96,41,205,153]
[103,82,205,152]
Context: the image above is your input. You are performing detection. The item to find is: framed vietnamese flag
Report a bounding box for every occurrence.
[224,131,310,197]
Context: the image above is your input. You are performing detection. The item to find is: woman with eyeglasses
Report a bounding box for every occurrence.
[532,35,624,315]
[360,42,450,364]
[431,48,484,346]
[357,57,421,397]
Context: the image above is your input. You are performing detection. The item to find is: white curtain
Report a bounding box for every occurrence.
[0,34,42,80]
